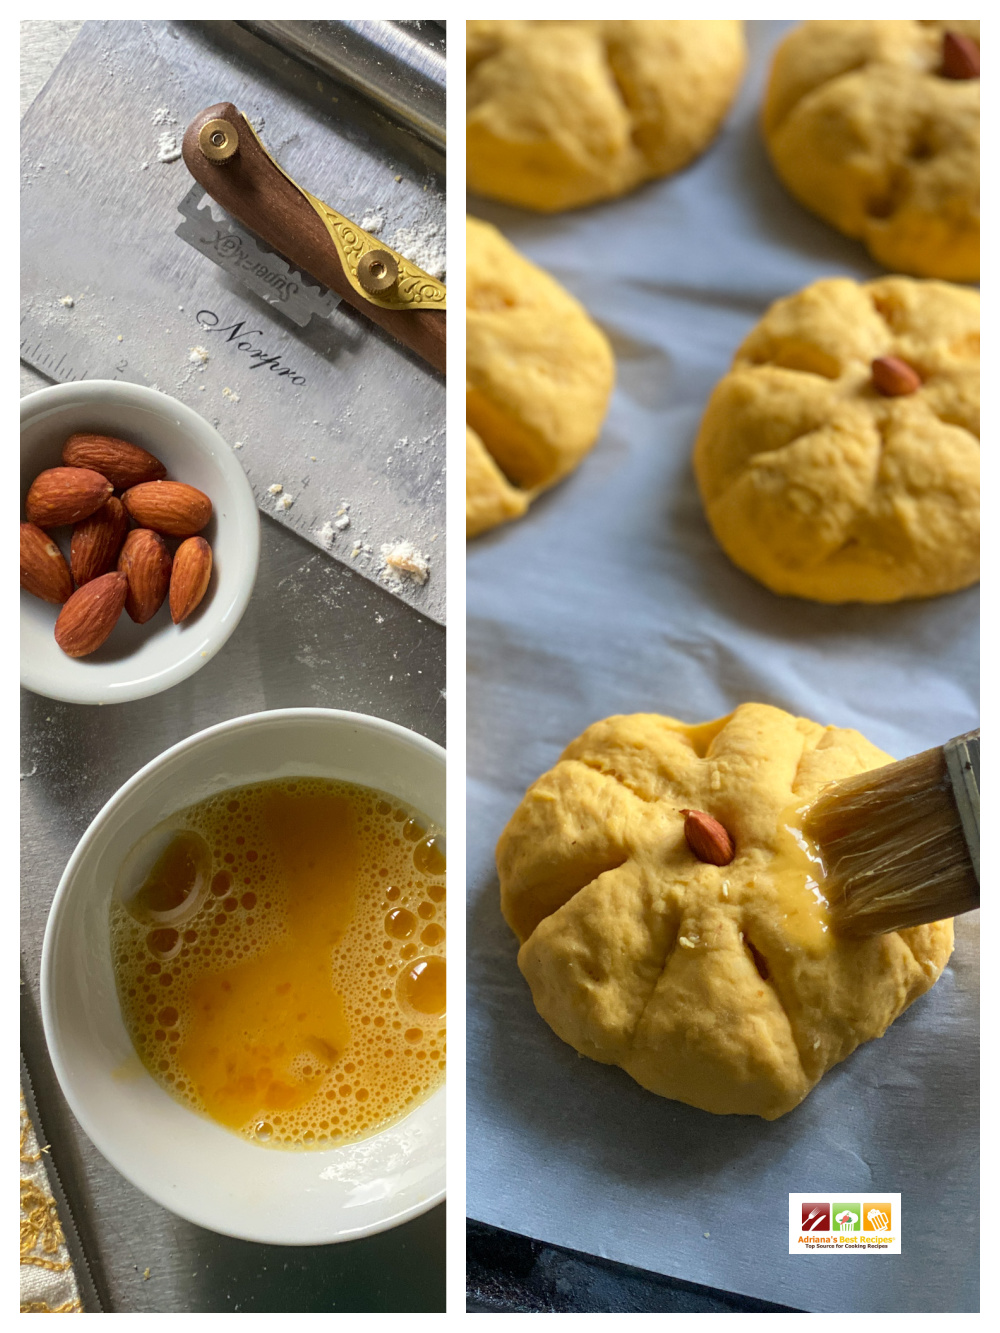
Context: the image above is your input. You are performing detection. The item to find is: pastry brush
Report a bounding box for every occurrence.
[802,731,979,936]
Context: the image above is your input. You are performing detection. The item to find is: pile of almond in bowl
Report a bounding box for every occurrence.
[20,433,214,658]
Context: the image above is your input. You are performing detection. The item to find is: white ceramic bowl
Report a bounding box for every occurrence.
[41,709,446,1245]
[21,381,260,705]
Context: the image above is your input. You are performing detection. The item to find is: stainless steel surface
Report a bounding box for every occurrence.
[239,20,447,153]
[21,22,445,1312]
[21,513,446,1312]
[20,19,446,625]
[19,18,83,114]
[176,185,342,329]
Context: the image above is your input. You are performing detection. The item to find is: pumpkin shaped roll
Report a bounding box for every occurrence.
[468,21,747,212]
[497,703,954,1120]
[694,275,979,602]
[763,21,979,283]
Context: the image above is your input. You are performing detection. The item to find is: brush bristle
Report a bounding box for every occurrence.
[803,746,978,936]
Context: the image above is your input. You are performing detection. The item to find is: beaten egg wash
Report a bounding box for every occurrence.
[110,778,446,1148]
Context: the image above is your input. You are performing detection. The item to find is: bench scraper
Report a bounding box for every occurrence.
[21,19,446,623]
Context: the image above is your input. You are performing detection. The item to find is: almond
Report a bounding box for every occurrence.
[169,537,213,623]
[21,522,73,604]
[54,571,127,657]
[25,467,113,528]
[71,497,129,587]
[941,31,979,80]
[118,529,173,624]
[680,809,735,866]
[62,433,167,489]
[871,355,922,397]
[123,481,212,537]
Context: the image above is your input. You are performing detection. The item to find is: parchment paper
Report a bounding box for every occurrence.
[466,20,979,1314]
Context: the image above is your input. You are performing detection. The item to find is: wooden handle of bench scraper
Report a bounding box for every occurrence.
[182,102,446,375]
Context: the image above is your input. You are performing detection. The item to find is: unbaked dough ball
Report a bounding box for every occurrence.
[693,276,979,603]
[497,703,954,1120]
[467,216,614,537]
[467,425,528,539]
[468,20,747,212]
[763,21,979,282]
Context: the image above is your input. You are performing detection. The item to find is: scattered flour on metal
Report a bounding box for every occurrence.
[389,221,445,279]
[358,210,386,235]
[380,541,430,586]
[157,130,181,163]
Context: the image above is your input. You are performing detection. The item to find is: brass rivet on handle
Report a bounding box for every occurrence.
[357,249,399,295]
[198,118,240,163]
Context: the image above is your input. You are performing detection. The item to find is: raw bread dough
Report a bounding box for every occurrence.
[467,425,528,539]
[498,703,954,1120]
[468,20,747,212]
[693,275,979,603]
[763,20,979,282]
[467,216,614,536]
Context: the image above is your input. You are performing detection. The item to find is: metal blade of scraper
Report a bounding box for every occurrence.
[175,184,340,329]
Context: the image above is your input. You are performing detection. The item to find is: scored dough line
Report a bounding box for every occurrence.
[626,906,682,1053]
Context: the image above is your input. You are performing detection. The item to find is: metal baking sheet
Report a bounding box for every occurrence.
[466,19,978,1315]
[20,19,445,624]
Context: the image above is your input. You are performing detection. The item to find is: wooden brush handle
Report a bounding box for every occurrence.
[182,103,446,375]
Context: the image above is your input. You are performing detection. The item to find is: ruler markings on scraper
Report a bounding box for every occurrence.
[21,334,86,384]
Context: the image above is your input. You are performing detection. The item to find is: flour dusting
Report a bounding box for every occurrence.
[157,131,181,163]
[380,541,430,585]
[358,209,386,235]
[389,222,446,279]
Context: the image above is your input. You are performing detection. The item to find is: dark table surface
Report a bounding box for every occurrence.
[467,1221,798,1314]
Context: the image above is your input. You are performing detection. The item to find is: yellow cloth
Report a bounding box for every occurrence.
[20,1090,82,1313]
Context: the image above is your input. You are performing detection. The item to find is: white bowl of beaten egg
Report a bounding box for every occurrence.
[41,709,446,1245]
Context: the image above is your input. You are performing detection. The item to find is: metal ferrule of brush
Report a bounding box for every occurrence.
[944,731,979,883]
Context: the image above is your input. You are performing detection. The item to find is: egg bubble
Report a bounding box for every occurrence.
[110,776,445,1150]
